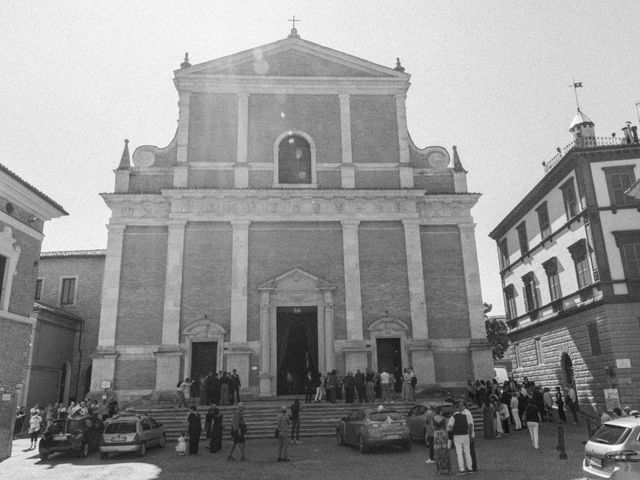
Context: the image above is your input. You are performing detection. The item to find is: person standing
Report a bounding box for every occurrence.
[482,397,495,439]
[447,401,474,475]
[228,402,247,461]
[409,366,417,402]
[230,369,241,404]
[566,386,579,424]
[542,388,553,421]
[326,370,337,403]
[555,386,566,423]
[402,368,412,402]
[290,399,300,444]
[343,372,355,404]
[304,371,315,404]
[463,402,478,473]
[432,406,450,473]
[28,409,43,450]
[208,407,223,453]
[178,378,191,407]
[523,401,542,449]
[365,369,375,403]
[205,406,215,440]
[14,407,26,439]
[354,369,366,403]
[510,392,522,430]
[276,405,290,462]
[186,405,202,455]
[380,370,391,403]
[424,405,435,464]
[220,372,229,406]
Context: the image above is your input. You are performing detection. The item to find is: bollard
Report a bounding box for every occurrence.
[557,425,568,460]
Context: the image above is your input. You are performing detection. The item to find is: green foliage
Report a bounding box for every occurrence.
[485,317,510,361]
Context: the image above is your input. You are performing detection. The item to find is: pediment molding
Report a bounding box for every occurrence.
[368,317,410,335]
[183,319,226,338]
[258,267,333,292]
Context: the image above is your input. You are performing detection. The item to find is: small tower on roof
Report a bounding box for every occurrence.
[569,109,596,141]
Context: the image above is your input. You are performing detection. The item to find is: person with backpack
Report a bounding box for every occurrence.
[447,400,474,475]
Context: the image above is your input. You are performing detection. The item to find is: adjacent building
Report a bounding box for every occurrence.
[490,110,640,409]
[92,29,493,402]
[0,163,66,460]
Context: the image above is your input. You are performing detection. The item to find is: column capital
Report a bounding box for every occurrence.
[106,223,126,234]
[458,222,477,231]
[401,218,421,228]
[231,219,251,228]
[237,91,250,100]
[167,220,187,229]
[341,219,360,228]
[339,93,351,101]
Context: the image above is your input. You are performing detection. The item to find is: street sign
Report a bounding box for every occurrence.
[604,388,620,411]
[101,381,111,389]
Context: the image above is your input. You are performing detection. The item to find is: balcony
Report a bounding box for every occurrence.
[543,136,626,173]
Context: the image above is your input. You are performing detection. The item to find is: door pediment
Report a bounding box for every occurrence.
[369,317,409,336]
[183,319,226,339]
[258,267,333,292]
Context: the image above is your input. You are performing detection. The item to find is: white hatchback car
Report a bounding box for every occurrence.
[100,414,166,458]
[583,415,640,479]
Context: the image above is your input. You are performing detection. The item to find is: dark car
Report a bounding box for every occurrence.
[336,408,411,453]
[406,403,455,441]
[39,416,104,460]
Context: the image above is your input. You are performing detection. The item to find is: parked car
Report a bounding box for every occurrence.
[405,403,456,442]
[583,415,640,479]
[336,408,410,453]
[100,413,166,458]
[39,415,104,460]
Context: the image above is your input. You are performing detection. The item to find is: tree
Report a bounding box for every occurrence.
[483,303,510,360]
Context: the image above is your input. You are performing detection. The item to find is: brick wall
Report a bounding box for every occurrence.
[247,94,342,164]
[8,227,41,317]
[0,318,31,389]
[248,171,273,188]
[317,170,341,188]
[181,222,233,335]
[355,171,401,189]
[116,226,167,344]
[114,358,156,390]
[413,173,455,193]
[128,174,173,193]
[420,226,470,338]
[187,170,235,189]
[188,93,238,163]
[350,95,399,164]
[247,222,346,340]
[358,222,411,333]
[434,351,472,384]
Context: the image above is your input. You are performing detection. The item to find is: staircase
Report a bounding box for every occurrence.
[127,399,484,442]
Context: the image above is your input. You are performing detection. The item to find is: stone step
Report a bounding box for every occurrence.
[127,400,485,441]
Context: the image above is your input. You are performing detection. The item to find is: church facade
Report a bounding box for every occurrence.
[92,30,492,400]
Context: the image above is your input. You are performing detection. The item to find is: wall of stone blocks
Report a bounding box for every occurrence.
[355,171,401,189]
[114,358,156,391]
[434,351,472,384]
[246,222,346,340]
[420,225,470,339]
[248,171,273,188]
[188,93,238,163]
[350,95,399,164]
[317,170,341,189]
[413,173,455,193]
[0,319,31,390]
[181,222,233,336]
[7,227,41,317]
[187,170,234,189]
[116,226,167,344]
[247,94,342,164]
[358,221,411,333]
[128,174,172,193]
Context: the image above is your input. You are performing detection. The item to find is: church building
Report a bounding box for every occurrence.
[92,28,492,400]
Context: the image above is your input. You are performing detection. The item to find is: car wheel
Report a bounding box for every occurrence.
[80,442,89,458]
[337,430,344,446]
[358,436,368,454]
[137,442,146,457]
[159,434,167,448]
[39,451,49,461]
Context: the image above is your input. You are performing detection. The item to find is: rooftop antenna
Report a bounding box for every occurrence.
[570,79,583,111]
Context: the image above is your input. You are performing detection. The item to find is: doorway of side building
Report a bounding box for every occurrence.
[561,352,575,389]
[191,342,218,383]
[376,338,402,387]
[276,306,318,396]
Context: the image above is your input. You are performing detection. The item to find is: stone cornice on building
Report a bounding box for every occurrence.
[101,190,479,224]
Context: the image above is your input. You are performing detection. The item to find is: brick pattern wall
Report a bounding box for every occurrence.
[434,351,472,384]
[188,93,238,163]
[128,174,173,193]
[317,171,341,189]
[0,319,31,388]
[248,171,273,188]
[187,170,235,189]
[350,95,399,164]
[509,303,640,408]
[181,223,233,335]
[420,226,470,339]
[247,222,346,340]
[116,227,167,344]
[8,227,41,317]
[413,173,455,193]
[247,94,342,164]
[355,171,401,189]
[114,358,156,390]
[358,222,411,332]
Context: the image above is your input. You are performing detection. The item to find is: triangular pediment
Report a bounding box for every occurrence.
[178,37,406,79]
[258,267,333,291]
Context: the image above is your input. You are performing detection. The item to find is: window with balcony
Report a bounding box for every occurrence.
[542,257,562,311]
[603,165,636,207]
[587,323,602,356]
[536,202,551,238]
[60,277,76,306]
[499,238,509,270]
[612,230,640,295]
[516,222,528,256]
[522,272,538,316]
[504,284,517,320]
[568,239,591,291]
[560,178,578,220]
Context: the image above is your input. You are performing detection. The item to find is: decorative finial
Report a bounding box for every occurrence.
[117,139,131,170]
[181,52,191,69]
[394,57,405,72]
[452,146,467,173]
[288,15,301,38]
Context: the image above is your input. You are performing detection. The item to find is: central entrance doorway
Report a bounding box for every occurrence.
[191,342,217,382]
[276,306,318,395]
[376,338,402,390]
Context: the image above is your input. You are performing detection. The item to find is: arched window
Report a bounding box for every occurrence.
[277,134,312,185]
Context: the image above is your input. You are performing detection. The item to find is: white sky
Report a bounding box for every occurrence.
[2,1,639,315]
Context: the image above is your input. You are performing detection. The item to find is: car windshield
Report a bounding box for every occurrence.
[49,419,83,434]
[104,421,137,434]
[368,412,403,422]
[590,424,631,445]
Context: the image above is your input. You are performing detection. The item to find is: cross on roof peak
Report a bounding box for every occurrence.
[288,15,301,39]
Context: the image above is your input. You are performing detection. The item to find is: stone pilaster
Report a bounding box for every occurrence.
[409,341,436,385]
[323,291,335,372]
[230,220,250,343]
[341,220,363,341]
[176,91,190,164]
[235,92,250,188]
[97,224,125,348]
[259,291,273,397]
[402,219,428,339]
[339,94,355,188]
[395,93,410,164]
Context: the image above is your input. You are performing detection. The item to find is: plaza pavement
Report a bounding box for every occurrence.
[1,421,592,480]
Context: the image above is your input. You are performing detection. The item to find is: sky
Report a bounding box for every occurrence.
[2,1,640,315]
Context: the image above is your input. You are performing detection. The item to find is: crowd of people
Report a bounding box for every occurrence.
[177,370,242,407]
